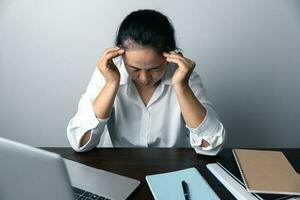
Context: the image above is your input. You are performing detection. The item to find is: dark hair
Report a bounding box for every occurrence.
[115,9,178,54]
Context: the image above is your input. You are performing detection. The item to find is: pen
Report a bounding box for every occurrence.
[181,181,190,200]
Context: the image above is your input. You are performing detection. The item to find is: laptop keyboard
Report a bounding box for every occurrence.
[73,186,111,200]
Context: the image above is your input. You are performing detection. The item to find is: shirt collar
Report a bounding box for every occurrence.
[118,58,129,85]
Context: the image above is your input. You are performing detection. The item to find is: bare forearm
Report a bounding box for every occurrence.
[79,47,123,148]
[174,84,210,147]
[174,84,206,128]
[79,83,119,148]
[93,82,119,119]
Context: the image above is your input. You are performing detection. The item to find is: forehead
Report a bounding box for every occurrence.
[123,47,164,68]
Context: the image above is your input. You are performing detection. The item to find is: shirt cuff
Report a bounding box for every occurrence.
[186,106,225,156]
[67,101,110,152]
[77,117,109,152]
[96,117,110,122]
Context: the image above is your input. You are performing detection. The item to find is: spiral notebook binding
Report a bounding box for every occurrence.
[232,149,251,189]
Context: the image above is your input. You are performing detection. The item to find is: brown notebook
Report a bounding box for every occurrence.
[232,149,300,195]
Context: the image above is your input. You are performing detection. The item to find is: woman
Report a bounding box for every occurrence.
[67,9,225,156]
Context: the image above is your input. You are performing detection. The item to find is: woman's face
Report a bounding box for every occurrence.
[122,47,168,88]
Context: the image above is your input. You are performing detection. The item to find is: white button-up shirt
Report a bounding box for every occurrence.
[67,58,225,156]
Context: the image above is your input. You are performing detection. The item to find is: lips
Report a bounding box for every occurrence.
[140,81,150,85]
[138,80,153,86]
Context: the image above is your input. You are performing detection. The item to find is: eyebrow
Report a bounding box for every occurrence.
[127,64,161,70]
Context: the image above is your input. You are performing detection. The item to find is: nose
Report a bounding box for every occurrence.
[139,71,151,83]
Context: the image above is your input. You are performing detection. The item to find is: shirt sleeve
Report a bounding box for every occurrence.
[186,72,226,156]
[66,68,110,152]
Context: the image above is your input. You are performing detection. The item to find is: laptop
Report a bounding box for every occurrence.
[0,137,140,200]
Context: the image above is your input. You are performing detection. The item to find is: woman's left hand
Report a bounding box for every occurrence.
[163,51,196,88]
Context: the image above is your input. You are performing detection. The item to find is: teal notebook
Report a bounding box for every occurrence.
[146,167,220,200]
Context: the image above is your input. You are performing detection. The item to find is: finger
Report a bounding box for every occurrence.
[164,53,190,67]
[163,52,169,57]
[170,51,189,62]
[177,51,183,56]
[165,56,186,67]
[104,49,125,60]
[166,51,196,66]
[102,49,125,70]
[103,46,122,55]
[165,53,184,60]
[169,50,184,57]
[164,51,184,59]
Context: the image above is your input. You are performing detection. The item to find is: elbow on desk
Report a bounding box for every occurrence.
[71,145,87,153]
[193,129,226,156]
[70,142,97,153]
[193,142,225,156]
[67,131,93,153]
[67,122,98,152]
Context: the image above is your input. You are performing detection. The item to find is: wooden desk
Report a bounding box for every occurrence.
[42,148,300,200]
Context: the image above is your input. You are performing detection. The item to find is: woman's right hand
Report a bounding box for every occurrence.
[97,47,125,84]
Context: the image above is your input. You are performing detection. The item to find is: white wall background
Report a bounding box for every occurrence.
[1,0,299,148]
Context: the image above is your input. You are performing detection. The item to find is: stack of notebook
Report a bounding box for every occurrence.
[208,149,300,200]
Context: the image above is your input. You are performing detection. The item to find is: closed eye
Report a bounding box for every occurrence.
[126,65,162,72]
[128,67,140,71]
[148,68,162,72]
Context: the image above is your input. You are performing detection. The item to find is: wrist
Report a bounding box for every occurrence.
[104,81,120,95]
[173,82,190,92]
[105,80,120,88]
